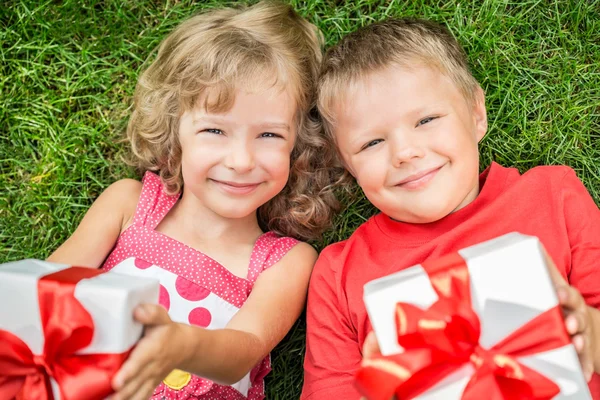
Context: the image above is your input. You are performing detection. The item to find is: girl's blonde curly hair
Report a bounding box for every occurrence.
[127,0,338,241]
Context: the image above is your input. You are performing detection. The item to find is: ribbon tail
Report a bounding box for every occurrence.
[0,376,27,400]
[54,351,131,400]
[356,358,407,400]
[356,349,463,400]
[0,329,53,400]
[462,360,560,400]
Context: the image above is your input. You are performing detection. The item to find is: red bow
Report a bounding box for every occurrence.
[356,252,570,400]
[0,267,132,400]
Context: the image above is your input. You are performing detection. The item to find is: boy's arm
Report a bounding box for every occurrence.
[562,168,600,309]
[301,251,363,400]
[560,169,600,374]
[47,179,140,268]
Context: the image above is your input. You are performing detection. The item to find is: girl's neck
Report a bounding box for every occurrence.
[167,189,264,244]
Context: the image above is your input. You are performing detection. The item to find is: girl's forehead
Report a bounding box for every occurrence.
[192,77,300,114]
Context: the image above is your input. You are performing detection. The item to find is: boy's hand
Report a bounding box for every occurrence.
[360,331,396,400]
[362,330,381,360]
[556,284,597,381]
[543,249,598,381]
[111,304,187,400]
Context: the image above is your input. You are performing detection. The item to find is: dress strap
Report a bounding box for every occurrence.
[246,232,299,284]
[132,171,179,230]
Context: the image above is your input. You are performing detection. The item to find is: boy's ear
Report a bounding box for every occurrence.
[473,86,488,142]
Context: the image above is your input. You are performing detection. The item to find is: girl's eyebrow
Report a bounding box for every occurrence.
[254,122,291,132]
[192,115,290,132]
[192,114,228,125]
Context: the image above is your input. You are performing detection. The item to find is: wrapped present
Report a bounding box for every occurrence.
[357,233,591,400]
[0,259,159,400]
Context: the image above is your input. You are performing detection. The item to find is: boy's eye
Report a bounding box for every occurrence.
[361,139,383,151]
[204,128,223,135]
[416,116,437,127]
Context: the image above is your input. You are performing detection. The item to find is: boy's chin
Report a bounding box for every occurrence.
[385,206,454,224]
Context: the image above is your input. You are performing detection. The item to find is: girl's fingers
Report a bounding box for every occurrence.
[131,380,160,400]
[113,361,155,400]
[113,336,158,389]
[135,303,171,326]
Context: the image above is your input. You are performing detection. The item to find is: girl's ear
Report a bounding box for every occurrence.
[472,86,488,142]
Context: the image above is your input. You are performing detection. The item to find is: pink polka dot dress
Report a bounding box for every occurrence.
[101,172,299,399]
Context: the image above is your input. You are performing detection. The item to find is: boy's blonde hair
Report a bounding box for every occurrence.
[127,1,338,241]
[318,19,480,187]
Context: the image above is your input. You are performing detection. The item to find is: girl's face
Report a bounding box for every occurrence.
[178,85,297,221]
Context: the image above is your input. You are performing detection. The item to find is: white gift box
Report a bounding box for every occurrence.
[364,233,591,400]
[0,259,159,399]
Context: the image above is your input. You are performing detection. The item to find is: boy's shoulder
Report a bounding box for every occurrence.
[316,215,381,269]
[520,164,576,181]
[493,162,579,194]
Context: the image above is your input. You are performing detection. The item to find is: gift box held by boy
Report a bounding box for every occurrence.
[301,18,600,400]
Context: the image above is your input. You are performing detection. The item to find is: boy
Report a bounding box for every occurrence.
[301,18,600,399]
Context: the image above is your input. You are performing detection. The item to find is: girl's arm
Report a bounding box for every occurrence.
[184,241,317,381]
[111,241,317,400]
[47,179,141,268]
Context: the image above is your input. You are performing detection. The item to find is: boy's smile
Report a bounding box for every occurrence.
[333,64,488,223]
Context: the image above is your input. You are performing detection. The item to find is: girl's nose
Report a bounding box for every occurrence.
[224,140,255,173]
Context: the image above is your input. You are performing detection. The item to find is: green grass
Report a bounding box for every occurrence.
[1,0,599,398]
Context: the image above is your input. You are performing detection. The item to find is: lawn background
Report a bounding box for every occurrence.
[1,0,599,398]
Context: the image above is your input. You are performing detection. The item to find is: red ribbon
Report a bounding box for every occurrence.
[356,252,570,400]
[0,267,132,400]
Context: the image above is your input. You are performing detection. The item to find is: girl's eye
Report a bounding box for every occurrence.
[260,132,282,138]
[361,139,383,151]
[416,116,437,127]
[205,128,223,135]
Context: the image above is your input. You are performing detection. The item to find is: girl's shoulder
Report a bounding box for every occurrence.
[100,178,143,231]
[265,235,317,268]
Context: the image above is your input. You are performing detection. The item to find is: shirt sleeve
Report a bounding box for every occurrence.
[561,168,600,309]
[301,250,363,399]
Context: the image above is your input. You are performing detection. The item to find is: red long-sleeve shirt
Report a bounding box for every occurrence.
[302,163,600,399]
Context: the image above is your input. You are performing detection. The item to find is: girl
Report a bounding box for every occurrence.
[48,2,337,399]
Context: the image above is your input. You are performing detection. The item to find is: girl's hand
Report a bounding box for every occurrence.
[111,304,187,400]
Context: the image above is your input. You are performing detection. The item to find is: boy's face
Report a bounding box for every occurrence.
[333,64,487,223]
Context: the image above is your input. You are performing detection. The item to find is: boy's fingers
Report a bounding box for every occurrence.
[362,331,380,360]
[542,248,567,287]
[565,310,589,336]
[573,334,585,352]
[572,334,593,382]
[558,285,584,311]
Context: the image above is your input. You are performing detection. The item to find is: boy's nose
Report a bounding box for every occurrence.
[391,139,425,167]
[224,141,255,173]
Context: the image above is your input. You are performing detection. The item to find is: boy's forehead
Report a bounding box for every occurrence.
[328,64,467,131]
